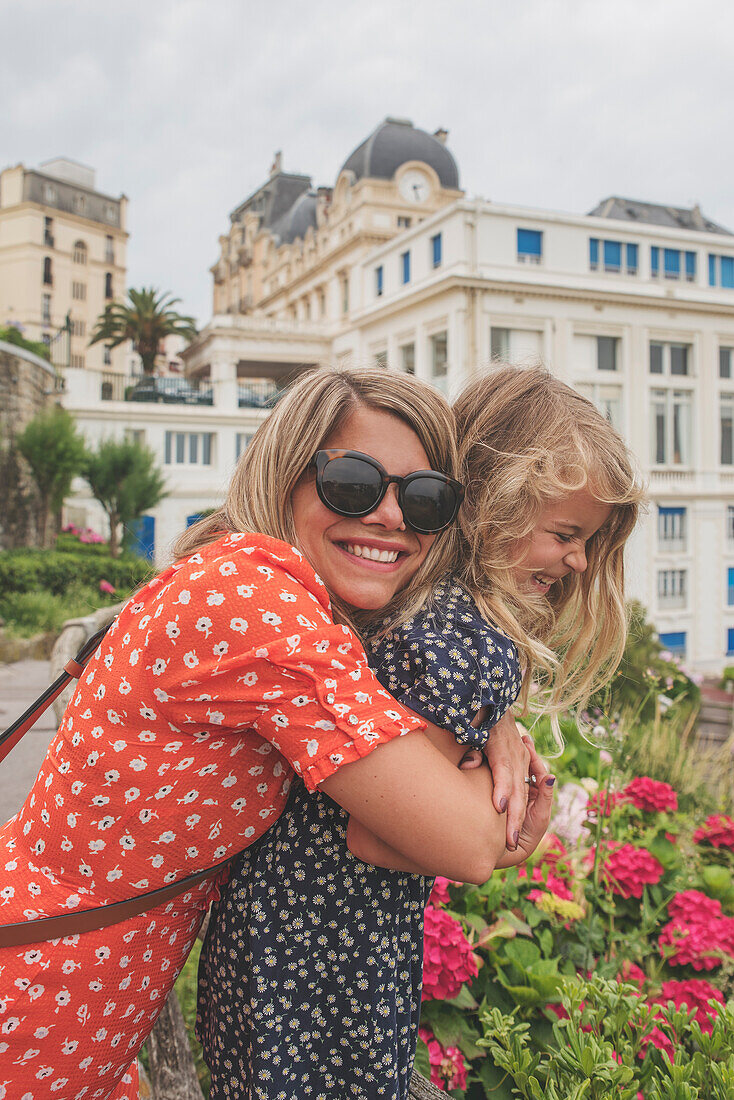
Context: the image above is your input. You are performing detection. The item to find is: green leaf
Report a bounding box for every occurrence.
[413,1037,431,1081]
[446,985,479,1010]
[499,983,542,1007]
[702,864,731,897]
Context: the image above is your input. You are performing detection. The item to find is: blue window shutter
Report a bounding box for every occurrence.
[659,506,684,517]
[589,238,599,267]
[685,251,696,279]
[603,240,622,270]
[402,251,410,283]
[517,229,542,257]
[659,630,686,655]
[651,246,659,275]
[721,257,734,288]
[626,243,638,272]
[664,249,680,276]
[375,265,383,295]
[709,254,717,285]
[728,627,734,656]
[432,233,442,267]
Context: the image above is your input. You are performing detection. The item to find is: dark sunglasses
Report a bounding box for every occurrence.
[310,449,464,535]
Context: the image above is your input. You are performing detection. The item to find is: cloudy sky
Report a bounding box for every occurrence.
[3,0,732,325]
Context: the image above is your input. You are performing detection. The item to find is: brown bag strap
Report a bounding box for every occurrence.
[0,624,112,765]
[0,855,235,948]
[0,621,240,947]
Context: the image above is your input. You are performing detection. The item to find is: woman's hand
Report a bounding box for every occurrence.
[483,711,532,850]
[495,737,556,868]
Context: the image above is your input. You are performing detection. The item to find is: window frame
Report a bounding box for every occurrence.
[517,228,543,263]
[164,431,214,467]
[657,506,686,552]
[650,387,693,467]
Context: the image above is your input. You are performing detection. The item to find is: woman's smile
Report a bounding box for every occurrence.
[291,407,437,610]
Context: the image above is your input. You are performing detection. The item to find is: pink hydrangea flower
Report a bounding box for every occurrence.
[518,864,574,903]
[693,814,734,849]
[418,1027,468,1091]
[586,788,619,818]
[602,843,664,899]
[428,877,461,907]
[622,776,678,813]
[99,580,116,595]
[659,890,734,970]
[651,978,725,1034]
[617,960,646,988]
[422,906,478,1002]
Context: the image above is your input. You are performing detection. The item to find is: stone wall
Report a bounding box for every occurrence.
[0,341,60,548]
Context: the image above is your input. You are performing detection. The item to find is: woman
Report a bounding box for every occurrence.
[0,367,530,1100]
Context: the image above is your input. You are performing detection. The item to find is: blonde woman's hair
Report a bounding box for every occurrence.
[172,366,461,633]
[453,364,645,730]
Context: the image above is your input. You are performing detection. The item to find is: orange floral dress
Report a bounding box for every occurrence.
[0,534,424,1100]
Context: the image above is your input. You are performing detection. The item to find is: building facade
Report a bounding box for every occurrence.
[61,119,734,670]
[0,158,128,372]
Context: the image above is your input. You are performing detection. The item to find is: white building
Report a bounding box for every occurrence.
[63,120,734,671]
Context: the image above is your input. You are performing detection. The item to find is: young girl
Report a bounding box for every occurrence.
[0,367,532,1100]
[197,365,644,1100]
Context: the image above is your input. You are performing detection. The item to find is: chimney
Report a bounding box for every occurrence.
[433,128,448,145]
[691,203,705,230]
[269,151,282,177]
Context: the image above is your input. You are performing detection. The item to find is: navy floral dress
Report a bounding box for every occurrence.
[196,579,520,1099]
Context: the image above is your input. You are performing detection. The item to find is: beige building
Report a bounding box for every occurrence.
[0,158,128,372]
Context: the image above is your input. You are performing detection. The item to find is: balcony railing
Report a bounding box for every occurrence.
[100,374,214,405]
[237,380,282,409]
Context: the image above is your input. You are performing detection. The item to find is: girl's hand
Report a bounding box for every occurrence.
[483,711,532,849]
[495,737,556,868]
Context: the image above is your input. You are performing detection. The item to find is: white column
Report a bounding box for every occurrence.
[210,357,239,410]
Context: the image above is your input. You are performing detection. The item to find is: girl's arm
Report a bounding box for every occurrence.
[321,721,511,884]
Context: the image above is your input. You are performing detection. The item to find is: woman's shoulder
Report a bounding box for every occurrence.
[129,532,333,622]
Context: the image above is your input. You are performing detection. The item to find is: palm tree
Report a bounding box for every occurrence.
[89,287,197,375]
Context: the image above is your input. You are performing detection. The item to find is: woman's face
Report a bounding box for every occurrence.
[291,406,437,610]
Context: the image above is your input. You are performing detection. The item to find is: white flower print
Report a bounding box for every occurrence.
[176,589,192,604]
[206,590,225,606]
[165,620,181,639]
[196,617,213,638]
[229,618,248,634]
[236,583,255,598]
[219,561,237,576]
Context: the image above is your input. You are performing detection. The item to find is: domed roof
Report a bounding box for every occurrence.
[270,189,318,244]
[339,118,459,190]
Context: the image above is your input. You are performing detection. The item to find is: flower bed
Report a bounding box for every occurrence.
[416,753,734,1096]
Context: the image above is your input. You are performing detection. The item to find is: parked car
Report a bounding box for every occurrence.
[126,376,213,405]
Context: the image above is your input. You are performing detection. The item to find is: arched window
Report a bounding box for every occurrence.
[105,272,113,299]
[73,240,87,264]
[43,256,53,285]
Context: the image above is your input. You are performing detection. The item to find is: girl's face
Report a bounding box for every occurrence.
[291,406,438,610]
[511,488,612,596]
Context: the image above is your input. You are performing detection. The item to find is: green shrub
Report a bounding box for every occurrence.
[719,666,734,690]
[0,582,114,637]
[0,548,151,599]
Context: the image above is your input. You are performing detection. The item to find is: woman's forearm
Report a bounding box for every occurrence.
[346,816,432,873]
[322,723,507,883]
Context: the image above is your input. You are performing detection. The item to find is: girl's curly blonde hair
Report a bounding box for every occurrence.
[453,365,646,730]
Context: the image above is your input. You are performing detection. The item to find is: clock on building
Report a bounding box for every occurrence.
[398,168,431,203]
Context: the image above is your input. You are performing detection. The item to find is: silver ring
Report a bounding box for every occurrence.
[524,774,537,785]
